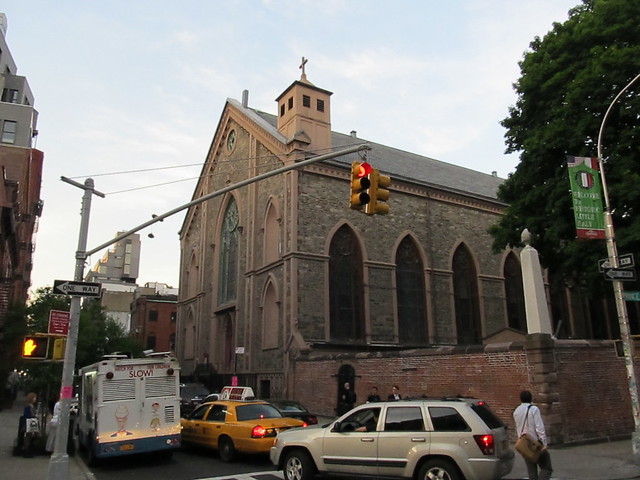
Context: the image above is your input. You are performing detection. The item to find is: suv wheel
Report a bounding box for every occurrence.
[283,449,316,480]
[418,459,461,480]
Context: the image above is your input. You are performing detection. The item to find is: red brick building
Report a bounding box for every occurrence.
[131,293,178,353]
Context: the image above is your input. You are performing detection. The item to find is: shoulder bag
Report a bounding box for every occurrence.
[515,405,544,463]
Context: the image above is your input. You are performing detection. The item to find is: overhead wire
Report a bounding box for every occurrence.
[66,142,364,196]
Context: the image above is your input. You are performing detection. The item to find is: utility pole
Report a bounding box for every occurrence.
[47,178,104,480]
[47,143,370,479]
[596,72,640,464]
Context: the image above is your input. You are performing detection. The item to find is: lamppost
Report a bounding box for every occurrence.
[596,72,640,463]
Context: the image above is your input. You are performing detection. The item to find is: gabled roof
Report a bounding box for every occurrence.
[249,108,505,202]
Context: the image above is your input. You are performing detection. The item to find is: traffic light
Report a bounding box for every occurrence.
[349,161,372,211]
[53,337,66,360]
[22,336,50,359]
[367,168,391,215]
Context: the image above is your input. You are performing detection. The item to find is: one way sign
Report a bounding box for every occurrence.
[53,280,102,297]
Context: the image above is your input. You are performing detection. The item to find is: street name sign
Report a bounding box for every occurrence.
[53,280,102,297]
[623,291,640,302]
[598,253,635,272]
[603,268,637,281]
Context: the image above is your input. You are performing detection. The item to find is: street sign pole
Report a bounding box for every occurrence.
[596,73,640,464]
[47,178,104,480]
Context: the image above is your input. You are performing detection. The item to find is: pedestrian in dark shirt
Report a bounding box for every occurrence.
[367,386,381,403]
[21,392,38,457]
[388,385,402,401]
[337,382,356,416]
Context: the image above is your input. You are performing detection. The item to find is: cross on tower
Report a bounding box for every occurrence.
[299,56,308,76]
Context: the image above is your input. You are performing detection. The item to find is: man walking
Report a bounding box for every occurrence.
[513,390,553,480]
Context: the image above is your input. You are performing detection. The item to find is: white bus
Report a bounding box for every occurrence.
[77,354,181,464]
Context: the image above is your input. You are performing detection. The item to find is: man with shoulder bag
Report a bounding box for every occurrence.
[513,390,553,480]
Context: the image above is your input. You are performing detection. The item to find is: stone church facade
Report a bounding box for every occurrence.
[176,70,638,443]
[177,70,529,393]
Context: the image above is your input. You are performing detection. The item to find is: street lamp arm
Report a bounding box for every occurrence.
[597,73,640,160]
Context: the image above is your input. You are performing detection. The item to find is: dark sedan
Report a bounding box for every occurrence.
[268,399,318,425]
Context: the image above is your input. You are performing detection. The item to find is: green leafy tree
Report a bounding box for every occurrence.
[490,0,640,296]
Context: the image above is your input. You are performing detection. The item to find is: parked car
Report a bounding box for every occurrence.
[179,383,210,416]
[181,386,305,462]
[268,399,318,425]
[271,397,515,480]
[201,392,220,403]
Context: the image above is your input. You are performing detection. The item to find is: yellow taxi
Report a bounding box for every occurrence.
[180,386,306,462]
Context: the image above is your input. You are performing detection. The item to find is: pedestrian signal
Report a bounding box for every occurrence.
[366,168,391,215]
[350,161,372,211]
[53,337,66,360]
[22,336,50,359]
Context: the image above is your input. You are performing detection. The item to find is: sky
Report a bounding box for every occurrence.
[1,0,579,293]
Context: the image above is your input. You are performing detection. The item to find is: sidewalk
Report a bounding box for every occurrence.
[0,400,92,480]
[506,438,640,480]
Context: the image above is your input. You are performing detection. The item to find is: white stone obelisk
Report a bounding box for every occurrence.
[520,229,553,334]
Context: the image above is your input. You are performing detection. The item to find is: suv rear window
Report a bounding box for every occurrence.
[384,406,425,432]
[471,402,505,429]
[428,406,471,432]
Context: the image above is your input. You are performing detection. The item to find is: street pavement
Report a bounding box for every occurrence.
[2,399,640,480]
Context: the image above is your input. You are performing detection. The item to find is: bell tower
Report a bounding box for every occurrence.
[275,57,332,152]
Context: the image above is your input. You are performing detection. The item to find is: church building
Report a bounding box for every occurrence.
[176,62,527,396]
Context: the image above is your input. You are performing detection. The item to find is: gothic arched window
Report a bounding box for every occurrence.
[504,252,527,331]
[262,280,279,349]
[452,244,481,344]
[329,225,364,341]
[218,197,239,304]
[264,202,279,265]
[395,236,427,344]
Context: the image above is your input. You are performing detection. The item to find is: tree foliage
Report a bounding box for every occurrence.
[490,0,640,295]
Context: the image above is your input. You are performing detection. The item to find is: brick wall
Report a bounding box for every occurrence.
[291,334,636,445]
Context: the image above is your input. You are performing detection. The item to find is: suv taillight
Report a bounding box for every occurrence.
[473,434,495,455]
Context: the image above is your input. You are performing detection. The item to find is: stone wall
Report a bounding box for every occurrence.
[290,334,636,445]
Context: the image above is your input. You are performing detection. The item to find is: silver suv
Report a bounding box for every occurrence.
[271,397,514,480]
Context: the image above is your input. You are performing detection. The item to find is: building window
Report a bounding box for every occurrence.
[280,104,285,117]
[170,312,177,323]
[146,334,156,350]
[329,225,364,341]
[169,333,176,351]
[1,120,16,143]
[302,94,311,107]
[317,99,325,112]
[264,202,279,265]
[218,197,239,304]
[395,236,427,344]
[452,244,481,344]
[149,310,158,322]
[1,88,18,103]
[504,252,526,331]
[262,281,279,349]
[288,97,293,110]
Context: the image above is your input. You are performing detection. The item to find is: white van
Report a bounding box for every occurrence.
[76,354,181,464]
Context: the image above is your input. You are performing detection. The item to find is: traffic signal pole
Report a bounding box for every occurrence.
[47,143,369,479]
[48,178,104,480]
[596,73,640,464]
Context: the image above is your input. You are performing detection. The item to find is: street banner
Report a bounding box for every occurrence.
[567,156,606,240]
